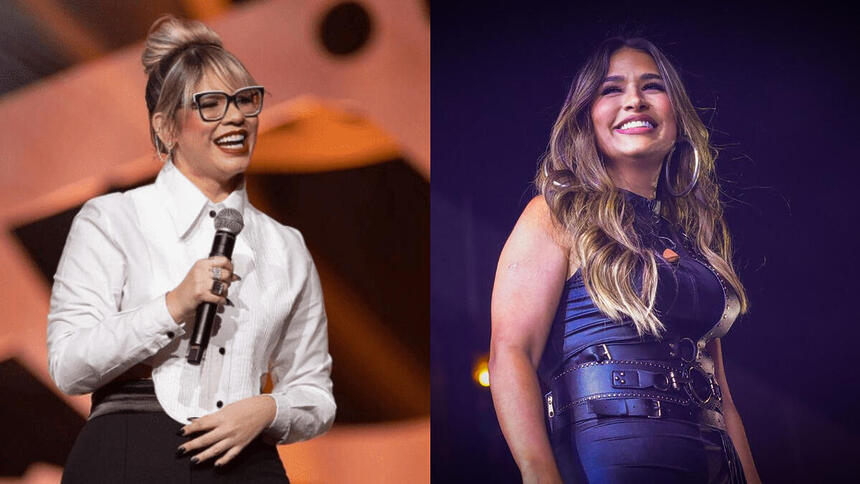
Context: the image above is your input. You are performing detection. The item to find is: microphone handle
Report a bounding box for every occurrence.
[187,230,236,364]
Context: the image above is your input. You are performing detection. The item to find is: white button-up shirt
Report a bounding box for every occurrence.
[47,161,335,444]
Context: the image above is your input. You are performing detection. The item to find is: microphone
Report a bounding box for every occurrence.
[187,208,244,364]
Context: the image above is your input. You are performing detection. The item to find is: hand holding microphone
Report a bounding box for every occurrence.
[165,208,244,364]
[165,257,236,322]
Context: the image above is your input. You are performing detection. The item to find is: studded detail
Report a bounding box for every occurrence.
[555,391,691,416]
[552,359,680,381]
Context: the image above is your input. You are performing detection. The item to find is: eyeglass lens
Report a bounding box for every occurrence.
[197,88,263,121]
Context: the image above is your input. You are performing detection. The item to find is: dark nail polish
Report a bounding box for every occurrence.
[176,447,186,457]
[225,297,234,307]
[191,457,200,465]
[234,274,242,281]
[176,429,185,437]
[187,417,198,420]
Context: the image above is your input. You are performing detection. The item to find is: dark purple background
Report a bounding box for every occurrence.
[431,1,860,482]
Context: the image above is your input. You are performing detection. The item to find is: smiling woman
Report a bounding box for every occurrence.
[489,37,761,483]
[47,15,334,483]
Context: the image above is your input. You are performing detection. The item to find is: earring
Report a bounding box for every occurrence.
[155,137,168,163]
[663,138,700,197]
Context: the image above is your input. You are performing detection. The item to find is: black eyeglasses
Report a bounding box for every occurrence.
[191,86,265,122]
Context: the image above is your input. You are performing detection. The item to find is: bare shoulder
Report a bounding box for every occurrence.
[495,195,568,295]
[511,195,562,245]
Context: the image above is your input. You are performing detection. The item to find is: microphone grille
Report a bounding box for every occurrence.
[214,208,244,235]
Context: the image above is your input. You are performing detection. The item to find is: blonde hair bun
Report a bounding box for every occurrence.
[141,15,223,76]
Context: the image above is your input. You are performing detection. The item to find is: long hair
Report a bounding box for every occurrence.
[536,37,748,338]
[141,15,257,157]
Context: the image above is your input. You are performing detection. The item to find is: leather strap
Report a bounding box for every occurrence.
[546,396,726,433]
[570,339,698,366]
[550,361,692,411]
[576,398,726,429]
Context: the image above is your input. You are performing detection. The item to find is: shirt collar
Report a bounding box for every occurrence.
[156,161,248,239]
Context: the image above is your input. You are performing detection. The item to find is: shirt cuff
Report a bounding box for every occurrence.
[262,393,292,444]
[138,293,186,350]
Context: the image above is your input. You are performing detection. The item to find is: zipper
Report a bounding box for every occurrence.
[546,394,554,418]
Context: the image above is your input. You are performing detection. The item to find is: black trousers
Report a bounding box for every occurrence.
[61,411,289,484]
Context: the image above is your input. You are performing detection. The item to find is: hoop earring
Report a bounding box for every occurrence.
[663,138,700,197]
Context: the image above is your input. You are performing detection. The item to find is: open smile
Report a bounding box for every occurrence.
[614,115,658,135]
[213,130,249,154]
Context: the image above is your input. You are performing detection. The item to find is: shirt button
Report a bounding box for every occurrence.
[209,210,216,218]
[166,331,175,338]
[216,400,223,408]
[219,347,226,355]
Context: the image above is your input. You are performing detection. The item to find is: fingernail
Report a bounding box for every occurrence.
[187,417,198,421]
[176,428,185,437]
[234,274,242,281]
[225,298,234,307]
[176,447,186,457]
[190,457,200,465]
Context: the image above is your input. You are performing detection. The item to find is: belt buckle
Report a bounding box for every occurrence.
[711,376,722,402]
[685,366,717,406]
[594,343,612,361]
[647,399,662,418]
[678,338,698,363]
[652,370,677,391]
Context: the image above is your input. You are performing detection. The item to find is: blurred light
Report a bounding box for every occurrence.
[472,354,490,388]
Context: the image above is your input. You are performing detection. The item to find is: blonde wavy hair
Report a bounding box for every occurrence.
[537,37,748,338]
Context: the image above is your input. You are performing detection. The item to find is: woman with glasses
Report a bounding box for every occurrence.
[48,15,335,483]
[489,37,760,483]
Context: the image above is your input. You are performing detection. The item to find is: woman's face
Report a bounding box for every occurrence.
[590,47,676,168]
[171,71,259,186]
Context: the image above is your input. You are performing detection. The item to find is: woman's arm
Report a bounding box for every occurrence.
[258,248,336,444]
[707,338,762,484]
[490,196,571,484]
[47,196,182,394]
[48,195,238,395]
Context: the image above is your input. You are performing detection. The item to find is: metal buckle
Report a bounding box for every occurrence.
[647,400,662,418]
[669,370,679,390]
[711,376,722,402]
[594,343,612,361]
[652,372,670,391]
[678,338,698,363]
[685,366,716,406]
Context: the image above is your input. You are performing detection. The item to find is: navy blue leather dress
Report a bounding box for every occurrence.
[537,189,746,484]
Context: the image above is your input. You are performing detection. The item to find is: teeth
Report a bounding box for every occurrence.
[215,133,245,144]
[619,120,654,130]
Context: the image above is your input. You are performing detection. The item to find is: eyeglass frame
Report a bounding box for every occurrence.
[190,85,266,122]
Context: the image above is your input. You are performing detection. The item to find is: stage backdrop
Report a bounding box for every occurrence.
[0,1,429,483]
[432,1,860,482]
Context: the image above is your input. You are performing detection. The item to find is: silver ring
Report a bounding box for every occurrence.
[211,280,226,297]
[211,267,222,280]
